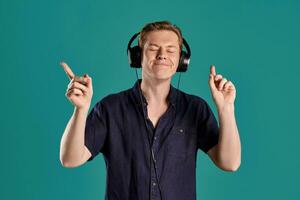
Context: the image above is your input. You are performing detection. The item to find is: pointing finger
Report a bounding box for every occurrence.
[60,61,75,80]
[209,74,217,91]
[210,65,216,76]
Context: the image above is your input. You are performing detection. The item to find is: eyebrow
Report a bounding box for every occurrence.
[148,43,178,48]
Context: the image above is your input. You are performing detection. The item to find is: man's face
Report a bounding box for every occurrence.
[141,30,181,81]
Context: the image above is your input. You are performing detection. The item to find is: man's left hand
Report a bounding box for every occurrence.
[208,65,236,111]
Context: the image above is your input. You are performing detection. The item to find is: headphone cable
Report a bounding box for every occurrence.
[134,69,182,200]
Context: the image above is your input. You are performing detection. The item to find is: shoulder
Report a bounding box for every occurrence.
[93,87,132,108]
[177,89,209,108]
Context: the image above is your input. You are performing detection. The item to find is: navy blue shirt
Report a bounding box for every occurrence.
[84,79,219,200]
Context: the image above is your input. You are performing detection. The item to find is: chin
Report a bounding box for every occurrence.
[151,72,174,81]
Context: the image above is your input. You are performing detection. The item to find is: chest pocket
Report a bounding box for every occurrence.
[166,126,197,158]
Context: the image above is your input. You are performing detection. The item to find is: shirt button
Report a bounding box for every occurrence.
[179,128,184,133]
[152,182,156,186]
[154,136,157,140]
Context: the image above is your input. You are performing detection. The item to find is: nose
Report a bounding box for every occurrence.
[156,49,167,60]
[157,55,166,60]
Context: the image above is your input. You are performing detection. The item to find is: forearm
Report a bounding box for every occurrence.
[60,107,89,167]
[217,104,241,170]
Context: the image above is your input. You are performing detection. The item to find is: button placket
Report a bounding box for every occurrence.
[150,164,158,198]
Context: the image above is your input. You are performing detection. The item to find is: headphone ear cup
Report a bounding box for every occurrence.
[128,46,142,68]
[177,51,190,72]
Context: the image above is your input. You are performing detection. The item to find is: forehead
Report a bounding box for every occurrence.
[144,30,179,47]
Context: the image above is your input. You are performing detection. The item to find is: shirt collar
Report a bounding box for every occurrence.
[131,79,177,108]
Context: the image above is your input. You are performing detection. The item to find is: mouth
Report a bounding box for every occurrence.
[153,62,170,67]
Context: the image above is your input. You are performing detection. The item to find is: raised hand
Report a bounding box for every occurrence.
[60,61,93,111]
[208,65,236,111]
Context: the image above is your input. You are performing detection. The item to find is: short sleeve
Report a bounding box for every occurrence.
[84,101,108,162]
[197,100,219,154]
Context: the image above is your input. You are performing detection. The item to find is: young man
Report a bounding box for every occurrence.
[60,21,241,200]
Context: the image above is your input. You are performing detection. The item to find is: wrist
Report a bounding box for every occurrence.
[217,103,235,115]
[74,106,90,115]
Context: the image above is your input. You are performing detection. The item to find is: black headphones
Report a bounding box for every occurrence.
[127,32,191,72]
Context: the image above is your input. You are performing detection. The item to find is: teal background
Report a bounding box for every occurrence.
[0,0,299,199]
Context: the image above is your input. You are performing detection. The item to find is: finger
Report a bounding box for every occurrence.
[67,77,88,89]
[85,74,93,90]
[210,65,216,76]
[60,61,75,80]
[218,78,227,90]
[214,74,223,82]
[209,74,217,91]
[68,81,88,94]
[82,74,89,85]
[66,88,84,96]
[70,76,86,85]
[71,76,88,86]
[66,87,84,95]
[66,90,82,99]
[224,81,235,90]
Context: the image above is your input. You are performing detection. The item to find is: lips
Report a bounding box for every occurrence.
[153,62,170,66]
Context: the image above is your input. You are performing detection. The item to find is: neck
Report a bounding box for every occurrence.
[140,78,171,105]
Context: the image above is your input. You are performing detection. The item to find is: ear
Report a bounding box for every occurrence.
[140,46,144,66]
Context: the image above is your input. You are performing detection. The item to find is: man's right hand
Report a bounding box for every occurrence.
[60,61,93,111]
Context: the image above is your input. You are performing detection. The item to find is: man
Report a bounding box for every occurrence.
[59,21,241,200]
